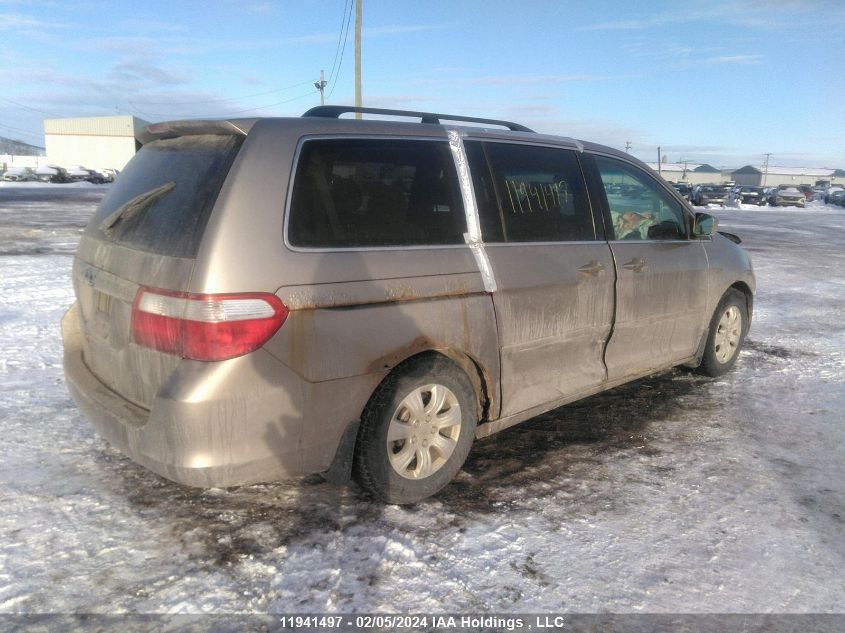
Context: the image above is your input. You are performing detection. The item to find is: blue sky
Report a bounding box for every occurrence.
[1,0,843,168]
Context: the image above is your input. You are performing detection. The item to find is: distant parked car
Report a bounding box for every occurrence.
[84,170,108,184]
[729,186,766,207]
[35,165,73,184]
[691,184,730,207]
[768,185,806,208]
[797,185,814,201]
[2,167,37,181]
[671,182,693,200]
[824,187,844,204]
[65,166,107,184]
[66,166,91,182]
[828,189,845,207]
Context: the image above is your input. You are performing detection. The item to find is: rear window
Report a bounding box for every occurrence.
[287,138,466,248]
[85,134,243,258]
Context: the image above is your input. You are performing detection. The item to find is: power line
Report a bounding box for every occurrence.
[327,0,354,99]
[1,97,61,117]
[129,79,318,106]
[327,0,353,87]
[0,122,44,140]
[130,89,319,120]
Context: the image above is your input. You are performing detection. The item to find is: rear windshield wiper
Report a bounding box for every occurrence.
[99,181,176,234]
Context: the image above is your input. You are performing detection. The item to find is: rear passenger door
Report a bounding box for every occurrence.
[586,154,709,380]
[465,141,615,418]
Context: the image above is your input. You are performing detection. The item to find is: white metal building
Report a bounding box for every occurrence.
[645,162,722,185]
[43,115,149,171]
[730,165,845,187]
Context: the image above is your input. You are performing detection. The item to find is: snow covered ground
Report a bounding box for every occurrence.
[1,185,843,615]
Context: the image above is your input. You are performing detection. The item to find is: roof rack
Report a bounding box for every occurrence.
[301,105,535,133]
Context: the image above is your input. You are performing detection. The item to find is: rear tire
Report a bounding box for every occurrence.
[353,356,477,504]
[697,289,748,377]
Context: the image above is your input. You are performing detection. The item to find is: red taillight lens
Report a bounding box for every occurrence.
[131,288,288,361]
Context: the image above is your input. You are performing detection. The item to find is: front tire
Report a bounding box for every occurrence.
[353,356,477,504]
[697,289,748,377]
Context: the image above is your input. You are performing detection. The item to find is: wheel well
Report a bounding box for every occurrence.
[378,350,490,422]
[729,281,754,319]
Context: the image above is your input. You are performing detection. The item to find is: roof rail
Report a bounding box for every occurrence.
[301,105,535,133]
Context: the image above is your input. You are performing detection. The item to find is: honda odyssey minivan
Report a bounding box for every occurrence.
[62,106,754,503]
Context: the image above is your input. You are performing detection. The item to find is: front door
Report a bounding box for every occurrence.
[588,154,709,381]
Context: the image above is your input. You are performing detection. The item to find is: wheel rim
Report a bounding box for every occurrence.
[386,384,462,480]
[714,306,742,364]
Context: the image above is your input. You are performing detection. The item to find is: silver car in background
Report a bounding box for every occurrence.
[62,106,755,503]
[768,185,806,207]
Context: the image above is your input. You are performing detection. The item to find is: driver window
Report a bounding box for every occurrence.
[595,156,687,241]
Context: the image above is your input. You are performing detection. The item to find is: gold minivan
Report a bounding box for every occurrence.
[62,106,754,503]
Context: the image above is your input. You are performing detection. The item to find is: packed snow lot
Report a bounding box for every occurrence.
[1,186,843,615]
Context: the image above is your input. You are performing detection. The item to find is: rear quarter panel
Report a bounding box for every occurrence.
[188,118,502,447]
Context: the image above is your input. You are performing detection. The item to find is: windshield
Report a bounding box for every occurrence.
[85,134,243,258]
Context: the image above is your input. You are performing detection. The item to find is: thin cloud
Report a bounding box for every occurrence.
[243,1,278,15]
[704,54,763,65]
[411,74,602,88]
[89,36,196,56]
[581,19,656,31]
[579,2,822,31]
[469,74,601,86]
[0,12,64,30]
[109,61,189,87]
[288,23,448,44]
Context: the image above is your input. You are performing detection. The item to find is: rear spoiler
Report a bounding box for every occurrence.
[138,119,259,145]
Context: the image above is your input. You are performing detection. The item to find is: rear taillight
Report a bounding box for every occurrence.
[131,288,288,361]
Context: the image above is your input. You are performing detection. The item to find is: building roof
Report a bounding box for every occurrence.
[644,162,721,173]
[731,164,845,177]
[732,165,762,175]
[693,163,720,173]
[645,162,705,172]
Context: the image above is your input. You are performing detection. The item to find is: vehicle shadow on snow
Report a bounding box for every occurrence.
[437,368,715,512]
[91,367,716,573]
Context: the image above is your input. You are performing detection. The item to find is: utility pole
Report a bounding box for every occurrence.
[354,0,362,118]
[314,69,327,106]
[657,146,662,176]
[763,153,772,186]
[624,141,631,153]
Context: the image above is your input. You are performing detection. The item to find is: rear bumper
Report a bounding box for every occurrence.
[62,303,364,488]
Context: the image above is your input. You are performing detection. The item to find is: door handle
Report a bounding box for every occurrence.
[577,260,606,276]
[622,257,648,273]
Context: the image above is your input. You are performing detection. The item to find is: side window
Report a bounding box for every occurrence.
[594,156,687,241]
[288,139,466,248]
[466,141,595,243]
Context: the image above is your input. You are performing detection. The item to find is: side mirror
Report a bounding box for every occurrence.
[693,212,717,237]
